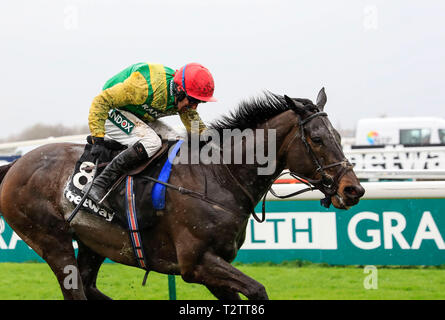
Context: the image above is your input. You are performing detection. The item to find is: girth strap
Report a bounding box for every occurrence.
[125,176,148,271]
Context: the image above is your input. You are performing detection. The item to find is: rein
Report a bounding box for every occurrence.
[145,110,353,223]
[94,110,353,225]
[141,175,241,215]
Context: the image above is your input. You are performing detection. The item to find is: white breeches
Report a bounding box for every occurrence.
[104,110,179,157]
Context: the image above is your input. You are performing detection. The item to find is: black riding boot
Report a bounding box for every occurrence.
[88,142,149,204]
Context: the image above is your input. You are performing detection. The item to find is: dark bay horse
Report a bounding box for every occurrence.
[0,89,364,300]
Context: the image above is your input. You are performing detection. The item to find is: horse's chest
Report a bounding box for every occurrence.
[212,220,248,262]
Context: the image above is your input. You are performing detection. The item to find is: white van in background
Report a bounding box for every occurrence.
[354,117,445,146]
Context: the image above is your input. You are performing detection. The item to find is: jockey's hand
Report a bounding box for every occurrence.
[91,137,106,160]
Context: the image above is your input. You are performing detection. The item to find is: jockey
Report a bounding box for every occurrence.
[86,62,217,204]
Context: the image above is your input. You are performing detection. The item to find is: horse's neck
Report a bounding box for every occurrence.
[224,161,285,206]
[221,122,290,206]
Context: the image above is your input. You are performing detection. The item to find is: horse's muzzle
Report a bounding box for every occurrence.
[332,184,365,209]
[343,184,365,206]
[344,184,365,200]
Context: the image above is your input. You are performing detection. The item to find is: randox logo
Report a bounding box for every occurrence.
[108,110,135,135]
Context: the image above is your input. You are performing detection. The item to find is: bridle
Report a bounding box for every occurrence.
[216,108,353,223]
[292,110,353,200]
[249,109,353,222]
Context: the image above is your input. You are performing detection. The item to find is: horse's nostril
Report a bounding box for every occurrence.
[344,185,365,198]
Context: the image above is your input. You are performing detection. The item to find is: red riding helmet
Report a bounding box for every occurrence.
[173,63,217,102]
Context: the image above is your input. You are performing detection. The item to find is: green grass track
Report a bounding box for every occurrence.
[0,262,444,300]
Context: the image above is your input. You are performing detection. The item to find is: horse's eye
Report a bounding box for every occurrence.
[311,137,323,145]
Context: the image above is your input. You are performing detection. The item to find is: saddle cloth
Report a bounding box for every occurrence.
[64,138,183,227]
[64,142,120,222]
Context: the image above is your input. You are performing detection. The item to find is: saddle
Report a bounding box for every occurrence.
[64,136,178,229]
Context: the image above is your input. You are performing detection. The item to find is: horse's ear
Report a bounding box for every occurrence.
[316,87,327,110]
[284,95,305,115]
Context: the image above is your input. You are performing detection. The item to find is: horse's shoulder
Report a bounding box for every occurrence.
[16,143,84,170]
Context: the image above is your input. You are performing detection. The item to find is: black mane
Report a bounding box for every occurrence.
[209,92,317,132]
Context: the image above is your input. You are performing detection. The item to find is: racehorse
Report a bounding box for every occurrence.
[0,89,364,300]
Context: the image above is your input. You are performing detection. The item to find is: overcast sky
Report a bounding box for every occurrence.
[1,0,444,139]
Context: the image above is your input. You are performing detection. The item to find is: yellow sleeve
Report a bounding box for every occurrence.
[179,109,207,134]
[88,71,148,137]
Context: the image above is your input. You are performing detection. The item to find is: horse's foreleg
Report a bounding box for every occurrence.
[206,285,242,300]
[44,239,87,300]
[180,251,268,300]
[76,240,111,300]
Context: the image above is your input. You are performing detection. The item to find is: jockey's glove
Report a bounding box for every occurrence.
[91,136,106,160]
